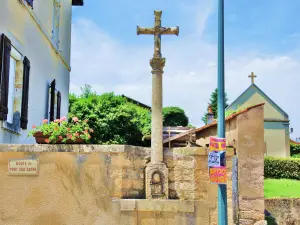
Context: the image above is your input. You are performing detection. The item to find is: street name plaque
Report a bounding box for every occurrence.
[8,159,39,176]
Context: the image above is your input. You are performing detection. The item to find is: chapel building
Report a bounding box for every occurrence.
[226,72,290,157]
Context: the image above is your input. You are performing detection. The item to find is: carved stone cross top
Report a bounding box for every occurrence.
[248,72,257,84]
[137,10,179,58]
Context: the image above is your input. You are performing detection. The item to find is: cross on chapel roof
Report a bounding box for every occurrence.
[248,72,257,84]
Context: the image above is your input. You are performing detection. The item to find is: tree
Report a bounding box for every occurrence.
[69,90,151,146]
[202,88,229,125]
[80,84,96,98]
[69,86,191,145]
[163,106,189,127]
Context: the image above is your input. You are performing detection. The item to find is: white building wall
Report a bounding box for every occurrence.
[0,0,74,144]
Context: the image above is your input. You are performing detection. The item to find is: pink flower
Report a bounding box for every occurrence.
[42,119,48,124]
[67,128,71,131]
[54,119,60,123]
[58,136,63,140]
[32,125,36,129]
[45,139,50,143]
[72,117,79,122]
[68,134,73,139]
[90,129,94,133]
[75,132,79,137]
[84,130,88,134]
[84,119,89,123]
[88,134,91,139]
[60,116,67,121]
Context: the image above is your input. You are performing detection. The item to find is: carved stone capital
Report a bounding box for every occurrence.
[150,57,165,72]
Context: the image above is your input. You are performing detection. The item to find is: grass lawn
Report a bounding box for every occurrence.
[264,178,300,198]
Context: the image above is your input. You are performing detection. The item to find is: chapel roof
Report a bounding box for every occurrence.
[226,83,289,119]
[163,103,265,144]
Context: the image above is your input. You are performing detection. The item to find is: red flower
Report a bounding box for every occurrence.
[72,117,79,122]
[67,128,71,131]
[60,116,67,121]
[58,136,63,140]
[45,139,50,143]
[42,119,48,124]
[32,125,36,129]
[68,134,73,139]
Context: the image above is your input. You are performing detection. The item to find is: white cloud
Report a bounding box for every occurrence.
[70,15,300,139]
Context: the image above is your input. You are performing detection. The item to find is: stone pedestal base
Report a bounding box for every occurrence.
[145,162,168,199]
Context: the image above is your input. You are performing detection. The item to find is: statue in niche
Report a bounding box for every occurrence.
[150,171,163,198]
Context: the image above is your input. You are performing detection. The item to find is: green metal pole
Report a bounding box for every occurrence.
[217,0,228,224]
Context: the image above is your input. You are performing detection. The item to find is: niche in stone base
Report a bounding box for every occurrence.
[145,163,168,199]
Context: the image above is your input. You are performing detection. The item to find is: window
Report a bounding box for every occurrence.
[48,79,61,121]
[52,0,61,48]
[7,47,22,124]
[0,34,30,132]
[7,56,16,123]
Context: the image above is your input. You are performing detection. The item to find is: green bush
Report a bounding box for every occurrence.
[292,154,300,159]
[265,157,300,180]
[163,107,189,127]
[69,92,151,146]
[291,143,300,156]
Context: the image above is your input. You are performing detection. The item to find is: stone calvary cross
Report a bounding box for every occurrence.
[137,10,179,199]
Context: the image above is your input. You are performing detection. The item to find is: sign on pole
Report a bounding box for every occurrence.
[208,136,226,184]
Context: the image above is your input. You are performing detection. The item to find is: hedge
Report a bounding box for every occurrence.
[291,143,300,156]
[265,156,300,180]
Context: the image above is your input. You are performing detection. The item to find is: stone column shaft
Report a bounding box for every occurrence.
[151,70,163,163]
[150,57,165,163]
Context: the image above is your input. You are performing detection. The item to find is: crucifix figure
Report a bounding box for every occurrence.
[248,72,257,84]
[137,10,179,199]
[137,10,179,59]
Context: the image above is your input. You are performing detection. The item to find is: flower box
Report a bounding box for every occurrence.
[33,131,85,144]
[29,117,93,144]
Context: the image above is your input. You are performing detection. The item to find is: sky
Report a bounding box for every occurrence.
[70,0,300,139]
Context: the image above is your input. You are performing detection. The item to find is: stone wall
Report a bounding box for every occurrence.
[195,105,266,224]
[0,144,235,225]
[236,105,265,224]
[265,198,300,225]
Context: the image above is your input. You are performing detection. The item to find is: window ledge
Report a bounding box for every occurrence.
[2,122,22,135]
[1,112,23,135]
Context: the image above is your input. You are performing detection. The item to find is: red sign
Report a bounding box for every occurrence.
[208,137,227,184]
[209,137,226,151]
[209,166,227,184]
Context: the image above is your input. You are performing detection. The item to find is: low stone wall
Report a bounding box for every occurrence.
[265,198,300,225]
[0,144,234,225]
